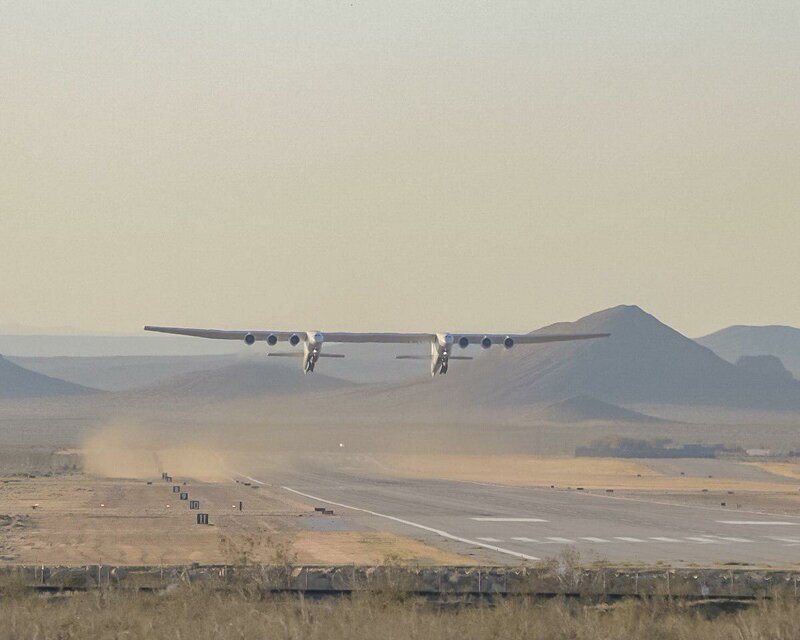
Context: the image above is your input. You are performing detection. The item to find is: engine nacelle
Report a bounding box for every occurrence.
[289,334,301,346]
[504,336,515,349]
[244,333,255,345]
[458,336,469,349]
[481,336,492,349]
[266,334,278,346]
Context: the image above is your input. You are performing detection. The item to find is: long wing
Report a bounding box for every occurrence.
[143,326,299,341]
[452,332,610,345]
[143,326,434,343]
[143,326,608,345]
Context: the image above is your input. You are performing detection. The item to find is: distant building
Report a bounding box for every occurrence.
[745,449,771,457]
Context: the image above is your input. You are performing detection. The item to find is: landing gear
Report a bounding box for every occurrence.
[430,338,451,376]
[305,350,319,373]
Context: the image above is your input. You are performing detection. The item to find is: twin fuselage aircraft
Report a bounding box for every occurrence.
[143,326,609,376]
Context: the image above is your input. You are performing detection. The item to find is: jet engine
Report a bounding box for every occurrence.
[244,333,255,345]
[289,334,301,346]
[504,336,515,349]
[267,334,278,346]
[481,336,492,349]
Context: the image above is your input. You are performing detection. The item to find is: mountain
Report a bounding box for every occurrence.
[0,335,243,357]
[130,360,352,399]
[0,355,99,398]
[423,305,800,409]
[735,355,794,382]
[8,354,239,391]
[697,325,800,379]
[0,337,424,384]
[536,395,665,423]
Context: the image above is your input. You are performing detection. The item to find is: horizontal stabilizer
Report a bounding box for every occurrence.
[267,352,343,358]
[396,355,472,360]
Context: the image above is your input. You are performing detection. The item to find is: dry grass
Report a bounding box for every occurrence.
[379,453,652,488]
[378,454,798,491]
[292,531,471,565]
[747,461,800,481]
[0,583,798,639]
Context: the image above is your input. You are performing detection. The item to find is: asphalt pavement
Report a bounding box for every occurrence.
[237,455,800,566]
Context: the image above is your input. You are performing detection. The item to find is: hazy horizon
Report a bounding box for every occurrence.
[3,2,798,337]
[1,304,800,340]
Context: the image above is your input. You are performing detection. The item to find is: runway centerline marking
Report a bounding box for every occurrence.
[471,517,548,522]
[712,536,752,543]
[581,537,609,543]
[650,537,681,542]
[685,537,716,543]
[280,486,540,561]
[545,537,574,543]
[615,537,644,542]
[717,521,799,525]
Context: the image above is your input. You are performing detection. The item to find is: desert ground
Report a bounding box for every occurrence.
[0,447,467,567]
[3,439,800,568]
[3,334,800,569]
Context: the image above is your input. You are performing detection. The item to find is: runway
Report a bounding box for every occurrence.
[240,455,800,566]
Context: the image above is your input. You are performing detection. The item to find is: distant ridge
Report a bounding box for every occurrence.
[537,395,665,423]
[698,325,800,379]
[735,355,794,382]
[413,305,800,409]
[9,354,239,391]
[129,359,352,399]
[0,355,99,398]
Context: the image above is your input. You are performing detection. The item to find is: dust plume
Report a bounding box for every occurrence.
[81,423,231,482]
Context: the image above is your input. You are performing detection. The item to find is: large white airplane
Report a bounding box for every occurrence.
[144,325,609,376]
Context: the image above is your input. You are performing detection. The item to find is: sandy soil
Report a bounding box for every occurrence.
[746,461,800,480]
[376,454,800,492]
[293,532,468,565]
[0,473,470,566]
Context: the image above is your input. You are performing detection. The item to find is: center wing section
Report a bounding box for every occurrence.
[320,332,433,344]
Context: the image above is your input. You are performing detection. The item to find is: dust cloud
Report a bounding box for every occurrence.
[81,424,231,482]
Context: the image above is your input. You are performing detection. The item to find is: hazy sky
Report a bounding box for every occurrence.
[2,1,798,337]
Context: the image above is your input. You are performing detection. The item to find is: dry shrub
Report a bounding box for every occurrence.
[218,533,297,568]
[0,586,798,639]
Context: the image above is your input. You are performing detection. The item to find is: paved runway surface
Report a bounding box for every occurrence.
[239,456,800,566]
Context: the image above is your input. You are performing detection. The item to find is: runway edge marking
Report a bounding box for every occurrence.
[281,486,540,562]
[228,470,267,485]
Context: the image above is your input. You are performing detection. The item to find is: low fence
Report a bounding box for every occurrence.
[3,565,800,598]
